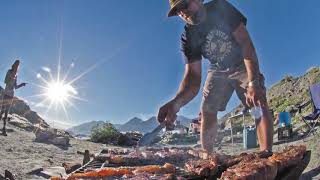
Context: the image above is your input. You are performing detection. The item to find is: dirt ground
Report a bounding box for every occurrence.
[0,124,105,180]
[0,124,319,180]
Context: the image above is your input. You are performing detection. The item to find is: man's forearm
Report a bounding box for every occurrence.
[242,38,260,82]
[233,23,261,82]
[173,71,201,108]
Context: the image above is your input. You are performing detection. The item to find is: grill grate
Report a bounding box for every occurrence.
[68,148,205,179]
[68,148,311,180]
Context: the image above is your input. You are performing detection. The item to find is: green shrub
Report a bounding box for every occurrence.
[90,123,121,144]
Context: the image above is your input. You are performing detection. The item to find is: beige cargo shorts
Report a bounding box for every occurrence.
[201,66,266,113]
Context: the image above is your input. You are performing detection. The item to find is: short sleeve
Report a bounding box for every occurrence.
[217,0,247,32]
[180,26,202,64]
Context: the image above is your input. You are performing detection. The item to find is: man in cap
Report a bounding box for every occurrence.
[157,0,273,153]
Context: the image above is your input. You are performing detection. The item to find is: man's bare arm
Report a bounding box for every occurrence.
[232,22,260,82]
[157,60,201,124]
[233,22,266,107]
[173,60,202,107]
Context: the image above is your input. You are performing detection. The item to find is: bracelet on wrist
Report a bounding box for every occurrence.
[248,79,260,87]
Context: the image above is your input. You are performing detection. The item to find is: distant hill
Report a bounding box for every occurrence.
[67,115,194,136]
[117,115,193,134]
[219,66,320,130]
[67,121,105,136]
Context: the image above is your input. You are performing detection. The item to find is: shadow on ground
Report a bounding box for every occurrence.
[300,165,320,180]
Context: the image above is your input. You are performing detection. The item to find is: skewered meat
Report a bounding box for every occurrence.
[133,163,176,174]
[65,167,134,179]
[221,145,306,180]
[221,158,278,180]
[122,173,185,180]
[52,163,175,180]
[184,151,258,177]
[269,145,306,172]
[106,148,194,167]
[184,158,218,177]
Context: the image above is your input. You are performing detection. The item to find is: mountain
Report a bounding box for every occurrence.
[0,86,49,128]
[67,121,105,136]
[219,66,320,129]
[117,115,193,134]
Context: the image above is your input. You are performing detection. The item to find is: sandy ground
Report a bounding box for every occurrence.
[0,124,105,180]
[0,124,319,179]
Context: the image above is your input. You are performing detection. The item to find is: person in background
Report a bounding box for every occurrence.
[0,60,27,136]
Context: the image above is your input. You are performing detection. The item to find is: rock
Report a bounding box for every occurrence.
[62,162,82,174]
[49,136,70,147]
[38,167,67,179]
[0,88,49,128]
[34,128,70,146]
[35,129,56,142]
[8,114,34,131]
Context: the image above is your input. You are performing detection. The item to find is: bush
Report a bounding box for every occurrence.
[90,123,121,144]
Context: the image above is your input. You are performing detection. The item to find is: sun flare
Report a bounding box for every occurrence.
[45,81,77,103]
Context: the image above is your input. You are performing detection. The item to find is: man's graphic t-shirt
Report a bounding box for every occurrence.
[181,0,247,70]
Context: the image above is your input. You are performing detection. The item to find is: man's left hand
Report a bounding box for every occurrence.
[245,86,265,108]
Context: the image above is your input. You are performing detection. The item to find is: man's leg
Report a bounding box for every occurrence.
[2,108,8,136]
[200,111,218,154]
[200,71,234,153]
[232,71,274,151]
[256,105,273,151]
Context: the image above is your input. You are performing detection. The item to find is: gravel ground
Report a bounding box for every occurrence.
[0,124,105,180]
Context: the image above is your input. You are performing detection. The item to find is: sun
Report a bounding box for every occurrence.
[45,81,77,103]
[29,63,85,123]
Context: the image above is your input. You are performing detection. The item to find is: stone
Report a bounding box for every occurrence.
[35,129,56,142]
[49,136,70,146]
[8,114,34,131]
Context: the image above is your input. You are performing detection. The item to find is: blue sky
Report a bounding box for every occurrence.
[0,0,319,128]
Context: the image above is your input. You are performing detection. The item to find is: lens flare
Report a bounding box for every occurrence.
[45,81,77,103]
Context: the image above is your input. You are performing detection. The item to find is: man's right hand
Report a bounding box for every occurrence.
[157,99,181,128]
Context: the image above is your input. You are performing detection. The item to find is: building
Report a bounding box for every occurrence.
[189,113,201,134]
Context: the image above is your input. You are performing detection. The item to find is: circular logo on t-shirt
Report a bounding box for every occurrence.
[203,29,232,63]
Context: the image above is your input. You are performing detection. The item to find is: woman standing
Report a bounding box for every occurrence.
[0,60,26,136]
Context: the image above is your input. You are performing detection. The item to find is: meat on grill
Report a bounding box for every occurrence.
[51,163,176,180]
[269,145,306,172]
[221,158,278,180]
[221,145,307,180]
[52,145,307,180]
[184,158,218,177]
[104,148,195,166]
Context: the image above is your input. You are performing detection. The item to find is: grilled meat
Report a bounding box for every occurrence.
[221,158,277,180]
[269,145,306,172]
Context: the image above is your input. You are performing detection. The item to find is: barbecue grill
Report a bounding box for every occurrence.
[67,147,311,180]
